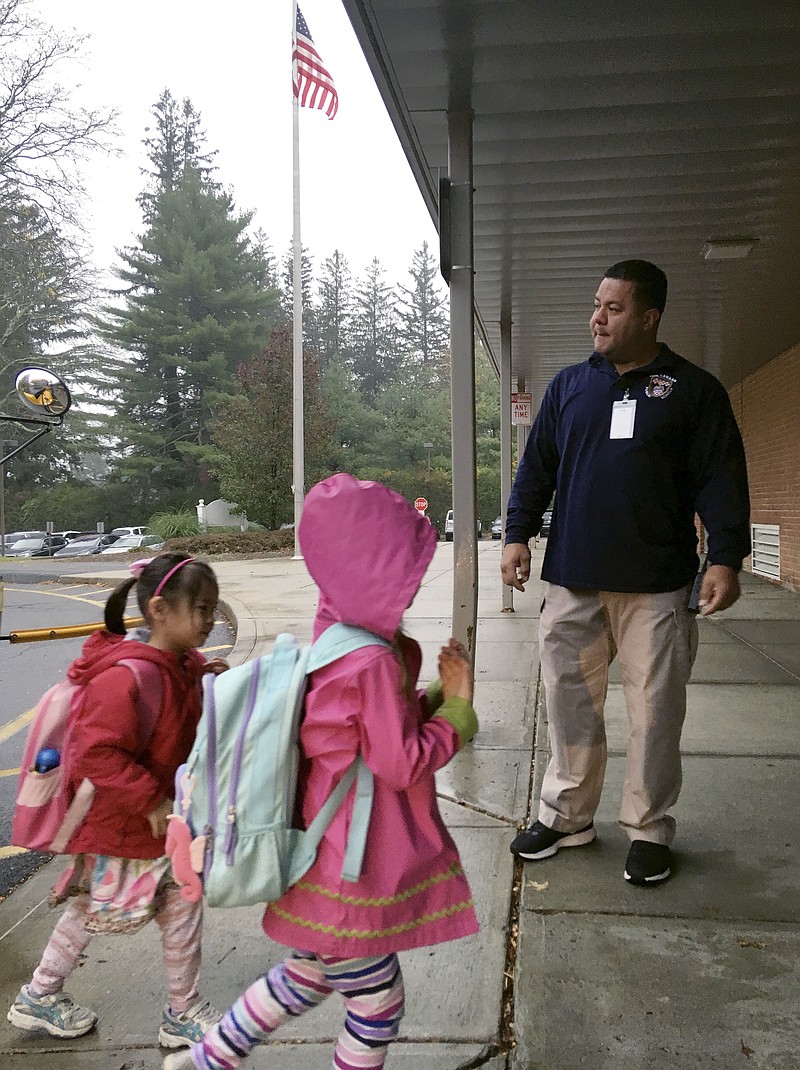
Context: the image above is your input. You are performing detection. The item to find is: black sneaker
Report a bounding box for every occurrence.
[624,840,671,885]
[510,820,596,860]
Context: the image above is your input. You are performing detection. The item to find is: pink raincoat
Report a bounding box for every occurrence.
[263,474,479,957]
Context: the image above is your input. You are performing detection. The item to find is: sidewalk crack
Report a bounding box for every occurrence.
[714,620,800,682]
[435,792,517,826]
[467,658,543,1070]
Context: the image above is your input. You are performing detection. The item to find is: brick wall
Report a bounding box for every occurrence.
[729,341,800,592]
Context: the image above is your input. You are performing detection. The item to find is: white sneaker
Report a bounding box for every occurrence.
[159,996,220,1048]
[7,984,97,1038]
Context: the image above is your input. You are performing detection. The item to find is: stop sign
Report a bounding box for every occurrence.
[414,496,428,513]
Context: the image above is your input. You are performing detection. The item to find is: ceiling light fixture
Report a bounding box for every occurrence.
[701,238,758,261]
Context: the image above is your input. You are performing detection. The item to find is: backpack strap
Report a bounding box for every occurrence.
[222,657,266,865]
[287,754,374,885]
[117,659,164,754]
[288,756,357,884]
[47,658,164,855]
[307,622,390,673]
[341,757,374,881]
[296,623,392,885]
[201,671,220,880]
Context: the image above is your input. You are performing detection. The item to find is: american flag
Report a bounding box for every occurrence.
[293,7,338,119]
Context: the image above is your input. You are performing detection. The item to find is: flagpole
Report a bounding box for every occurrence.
[291,0,304,560]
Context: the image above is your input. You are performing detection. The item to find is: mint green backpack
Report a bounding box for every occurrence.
[170,624,389,908]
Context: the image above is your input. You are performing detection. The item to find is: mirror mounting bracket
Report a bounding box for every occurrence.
[0,423,56,466]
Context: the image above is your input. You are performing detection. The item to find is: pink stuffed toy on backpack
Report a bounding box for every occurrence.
[165,768,206,903]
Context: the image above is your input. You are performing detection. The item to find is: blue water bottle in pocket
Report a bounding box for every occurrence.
[34,747,61,773]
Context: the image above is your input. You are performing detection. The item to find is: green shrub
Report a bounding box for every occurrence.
[163,529,294,556]
[148,510,201,540]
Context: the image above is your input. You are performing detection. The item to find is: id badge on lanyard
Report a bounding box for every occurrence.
[610,389,636,439]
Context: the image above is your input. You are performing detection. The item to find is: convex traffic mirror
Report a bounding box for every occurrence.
[14,368,72,419]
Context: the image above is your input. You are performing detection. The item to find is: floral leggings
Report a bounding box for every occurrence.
[193,951,405,1069]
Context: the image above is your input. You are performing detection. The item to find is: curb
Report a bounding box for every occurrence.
[214,594,253,666]
[0,568,254,666]
[0,570,110,586]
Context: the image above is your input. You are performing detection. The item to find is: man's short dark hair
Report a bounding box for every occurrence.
[604,259,668,316]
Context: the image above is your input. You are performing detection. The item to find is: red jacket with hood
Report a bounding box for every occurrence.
[64,630,205,859]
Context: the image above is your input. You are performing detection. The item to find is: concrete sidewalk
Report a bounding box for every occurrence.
[0,544,798,1068]
[514,568,800,1070]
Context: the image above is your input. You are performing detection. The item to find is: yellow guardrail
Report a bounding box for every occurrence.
[0,617,145,643]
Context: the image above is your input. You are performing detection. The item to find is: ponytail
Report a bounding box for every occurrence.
[392,629,415,701]
[107,552,218,634]
[104,577,138,635]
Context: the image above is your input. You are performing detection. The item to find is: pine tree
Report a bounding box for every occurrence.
[251,228,280,294]
[318,352,382,470]
[100,94,280,509]
[314,250,354,371]
[350,257,399,399]
[280,244,315,331]
[369,377,451,471]
[0,202,88,369]
[396,241,449,378]
[138,89,217,223]
[475,341,501,525]
[0,199,102,488]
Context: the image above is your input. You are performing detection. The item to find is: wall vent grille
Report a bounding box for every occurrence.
[751,524,780,580]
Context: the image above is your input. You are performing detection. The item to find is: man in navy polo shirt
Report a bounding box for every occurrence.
[501,259,750,885]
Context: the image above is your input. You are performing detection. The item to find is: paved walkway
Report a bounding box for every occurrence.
[0,544,798,1068]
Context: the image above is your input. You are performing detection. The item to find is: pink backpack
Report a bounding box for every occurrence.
[12,657,163,854]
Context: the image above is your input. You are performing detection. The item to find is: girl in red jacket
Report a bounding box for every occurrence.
[7,552,227,1051]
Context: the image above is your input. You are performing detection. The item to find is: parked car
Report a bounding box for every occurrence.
[5,535,69,557]
[101,534,164,555]
[540,509,553,537]
[111,526,148,538]
[491,516,503,539]
[52,533,120,557]
[51,530,84,542]
[3,530,46,551]
[444,509,482,541]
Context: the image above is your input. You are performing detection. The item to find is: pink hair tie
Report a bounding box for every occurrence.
[129,557,155,578]
[153,557,194,597]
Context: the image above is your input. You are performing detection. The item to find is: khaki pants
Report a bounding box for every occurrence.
[538,582,698,845]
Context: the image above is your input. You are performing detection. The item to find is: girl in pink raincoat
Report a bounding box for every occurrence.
[165,473,479,1070]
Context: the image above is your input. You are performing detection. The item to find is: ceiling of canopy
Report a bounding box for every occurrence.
[342,0,800,406]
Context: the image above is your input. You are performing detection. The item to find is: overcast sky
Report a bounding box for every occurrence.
[35,0,440,287]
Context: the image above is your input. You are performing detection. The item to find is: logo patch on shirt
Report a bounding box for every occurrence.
[645,374,676,399]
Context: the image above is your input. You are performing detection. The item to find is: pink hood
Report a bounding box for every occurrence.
[300,474,438,641]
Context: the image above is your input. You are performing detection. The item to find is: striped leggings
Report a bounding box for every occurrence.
[30,890,202,1014]
[192,952,405,1070]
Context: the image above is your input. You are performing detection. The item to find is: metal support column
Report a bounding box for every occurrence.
[500,311,514,611]
[447,110,477,657]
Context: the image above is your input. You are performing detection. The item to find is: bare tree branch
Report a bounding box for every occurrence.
[0,0,116,227]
